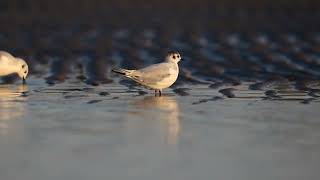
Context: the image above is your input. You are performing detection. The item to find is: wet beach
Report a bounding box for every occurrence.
[1,1,320,180]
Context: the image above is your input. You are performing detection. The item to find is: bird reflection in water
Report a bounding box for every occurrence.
[134,96,180,145]
[0,84,28,135]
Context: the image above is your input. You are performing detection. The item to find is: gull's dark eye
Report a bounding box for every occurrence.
[173,55,176,59]
[177,55,180,58]
[22,65,25,68]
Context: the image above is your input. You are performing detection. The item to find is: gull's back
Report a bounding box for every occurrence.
[0,51,12,63]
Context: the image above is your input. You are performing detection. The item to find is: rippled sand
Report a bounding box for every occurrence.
[0,78,320,180]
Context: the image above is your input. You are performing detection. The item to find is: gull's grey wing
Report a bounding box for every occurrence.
[131,63,173,85]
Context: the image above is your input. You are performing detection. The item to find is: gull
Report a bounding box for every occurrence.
[112,51,182,96]
[0,51,29,83]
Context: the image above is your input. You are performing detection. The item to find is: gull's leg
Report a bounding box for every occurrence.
[154,90,158,96]
[159,89,162,96]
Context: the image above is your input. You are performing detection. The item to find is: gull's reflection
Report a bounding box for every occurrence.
[0,84,28,135]
[134,96,180,145]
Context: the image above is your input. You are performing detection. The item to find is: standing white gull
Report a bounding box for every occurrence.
[112,51,182,96]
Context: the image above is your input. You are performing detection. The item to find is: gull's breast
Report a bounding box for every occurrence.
[0,62,16,76]
[154,67,179,89]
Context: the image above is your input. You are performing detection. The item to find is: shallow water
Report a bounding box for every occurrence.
[0,77,320,180]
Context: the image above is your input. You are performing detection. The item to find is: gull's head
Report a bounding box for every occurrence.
[16,58,29,83]
[165,51,182,63]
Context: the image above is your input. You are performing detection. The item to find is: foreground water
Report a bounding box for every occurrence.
[0,78,319,180]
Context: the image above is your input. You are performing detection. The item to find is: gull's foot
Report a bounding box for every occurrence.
[154,89,162,97]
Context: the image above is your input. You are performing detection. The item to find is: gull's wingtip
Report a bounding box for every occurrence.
[112,68,134,76]
[112,68,126,75]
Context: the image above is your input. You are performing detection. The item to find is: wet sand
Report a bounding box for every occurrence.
[0,78,320,180]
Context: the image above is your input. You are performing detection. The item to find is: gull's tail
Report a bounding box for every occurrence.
[112,68,135,77]
[112,68,142,83]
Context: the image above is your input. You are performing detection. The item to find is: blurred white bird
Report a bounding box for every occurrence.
[113,51,182,96]
[0,51,29,83]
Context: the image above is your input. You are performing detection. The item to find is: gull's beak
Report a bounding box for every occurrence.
[22,77,26,84]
